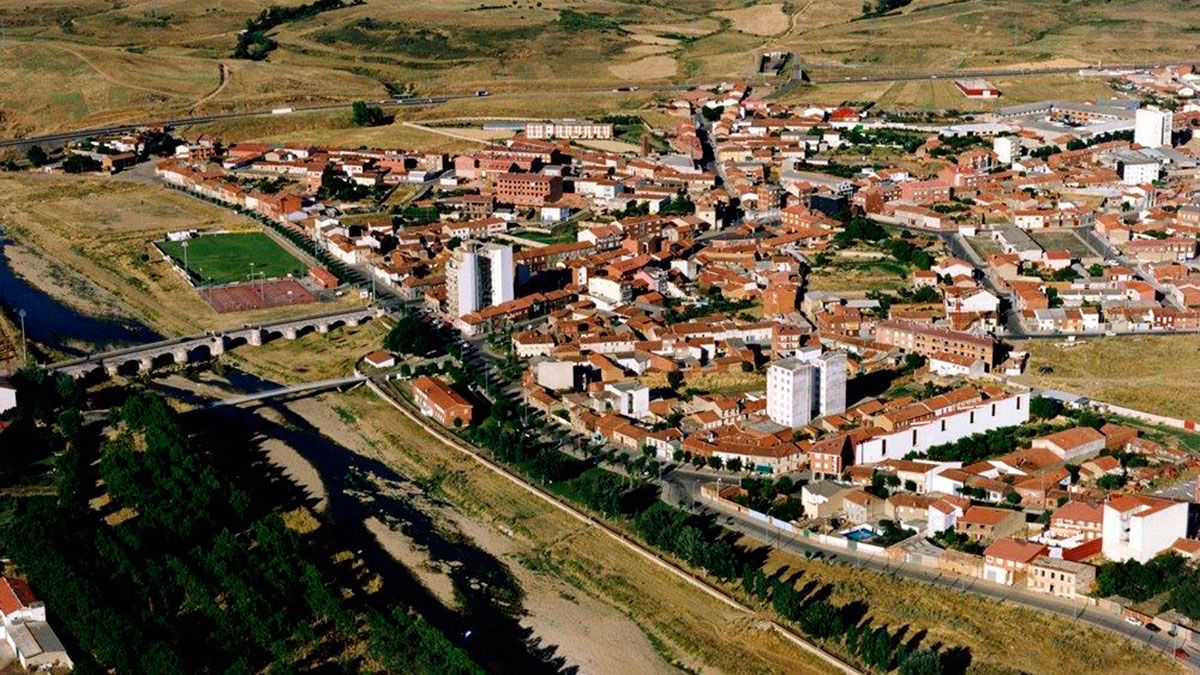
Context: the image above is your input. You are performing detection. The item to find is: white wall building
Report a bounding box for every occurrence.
[993,136,1019,165]
[855,392,1030,464]
[605,381,650,420]
[1134,107,1173,149]
[1101,495,1188,563]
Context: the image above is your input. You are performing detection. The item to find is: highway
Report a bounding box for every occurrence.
[808,61,1190,85]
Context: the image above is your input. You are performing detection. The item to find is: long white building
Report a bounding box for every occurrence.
[855,391,1030,464]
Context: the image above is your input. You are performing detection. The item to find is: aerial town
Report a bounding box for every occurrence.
[5,7,1200,674]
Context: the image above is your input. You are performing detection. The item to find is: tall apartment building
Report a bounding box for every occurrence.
[1134,107,1173,149]
[524,119,614,140]
[766,349,847,428]
[446,241,514,319]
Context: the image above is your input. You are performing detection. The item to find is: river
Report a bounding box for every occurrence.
[0,232,161,356]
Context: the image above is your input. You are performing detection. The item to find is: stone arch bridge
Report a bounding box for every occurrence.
[50,307,384,379]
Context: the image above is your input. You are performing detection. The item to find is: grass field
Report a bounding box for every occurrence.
[159,232,305,284]
[1014,335,1200,420]
[6,0,1200,134]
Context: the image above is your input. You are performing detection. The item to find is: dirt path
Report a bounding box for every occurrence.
[401,121,493,146]
[193,62,229,110]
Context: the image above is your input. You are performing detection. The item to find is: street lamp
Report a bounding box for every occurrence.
[17,308,26,365]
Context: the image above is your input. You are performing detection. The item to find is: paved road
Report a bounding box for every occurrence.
[661,469,1198,670]
[808,61,1189,85]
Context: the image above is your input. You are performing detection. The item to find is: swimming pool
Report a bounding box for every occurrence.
[843,527,875,542]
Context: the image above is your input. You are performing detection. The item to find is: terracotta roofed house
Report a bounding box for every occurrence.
[412,376,474,427]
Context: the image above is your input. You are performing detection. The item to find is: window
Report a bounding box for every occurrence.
[941,420,946,432]
[1016,396,1022,410]
[969,411,975,424]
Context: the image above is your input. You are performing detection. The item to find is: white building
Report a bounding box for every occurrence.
[586,276,632,311]
[446,241,514,319]
[1101,495,1188,563]
[524,119,614,140]
[993,136,1019,165]
[1118,154,1162,185]
[0,377,15,415]
[1134,107,1173,149]
[855,391,1030,463]
[0,577,73,671]
[767,357,812,428]
[765,350,846,428]
[605,381,650,420]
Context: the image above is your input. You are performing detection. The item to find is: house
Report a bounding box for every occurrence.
[1102,495,1188,563]
[802,480,851,519]
[927,496,968,534]
[1031,426,1105,462]
[412,375,474,427]
[1026,556,1096,599]
[1079,455,1123,481]
[1099,423,1139,451]
[362,350,396,369]
[956,505,1024,543]
[983,538,1048,585]
[0,576,73,671]
[1049,501,1103,541]
[843,489,885,524]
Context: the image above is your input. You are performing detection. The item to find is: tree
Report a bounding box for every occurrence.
[62,154,101,173]
[707,456,724,470]
[900,648,944,675]
[666,370,684,390]
[26,145,48,167]
[1029,396,1063,420]
[726,457,744,473]
[1005,491,1022,505]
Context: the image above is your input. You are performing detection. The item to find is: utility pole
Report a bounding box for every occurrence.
[17,308,26,365]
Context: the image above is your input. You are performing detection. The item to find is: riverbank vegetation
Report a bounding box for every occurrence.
[0,376,480,674]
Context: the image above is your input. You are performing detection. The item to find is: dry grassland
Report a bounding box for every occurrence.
[1014,335,1200,420]
[714,3,789,36]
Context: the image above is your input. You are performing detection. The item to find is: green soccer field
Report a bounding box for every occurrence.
[159,232,306,285]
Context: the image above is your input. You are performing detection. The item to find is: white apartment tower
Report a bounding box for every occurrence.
[446,241,514,319]
[766,350,847,429]
[767,357,813,428]
[1134,107,1173,149]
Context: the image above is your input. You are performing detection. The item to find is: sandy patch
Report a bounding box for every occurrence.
[608,55,678,81]
[714,3,788,36]
[3,242,127,321]
[627,44,673,56]
[262,437,329,511]
[445,512,680,675]
[365,516,459,608]
[996,58,1090,71]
